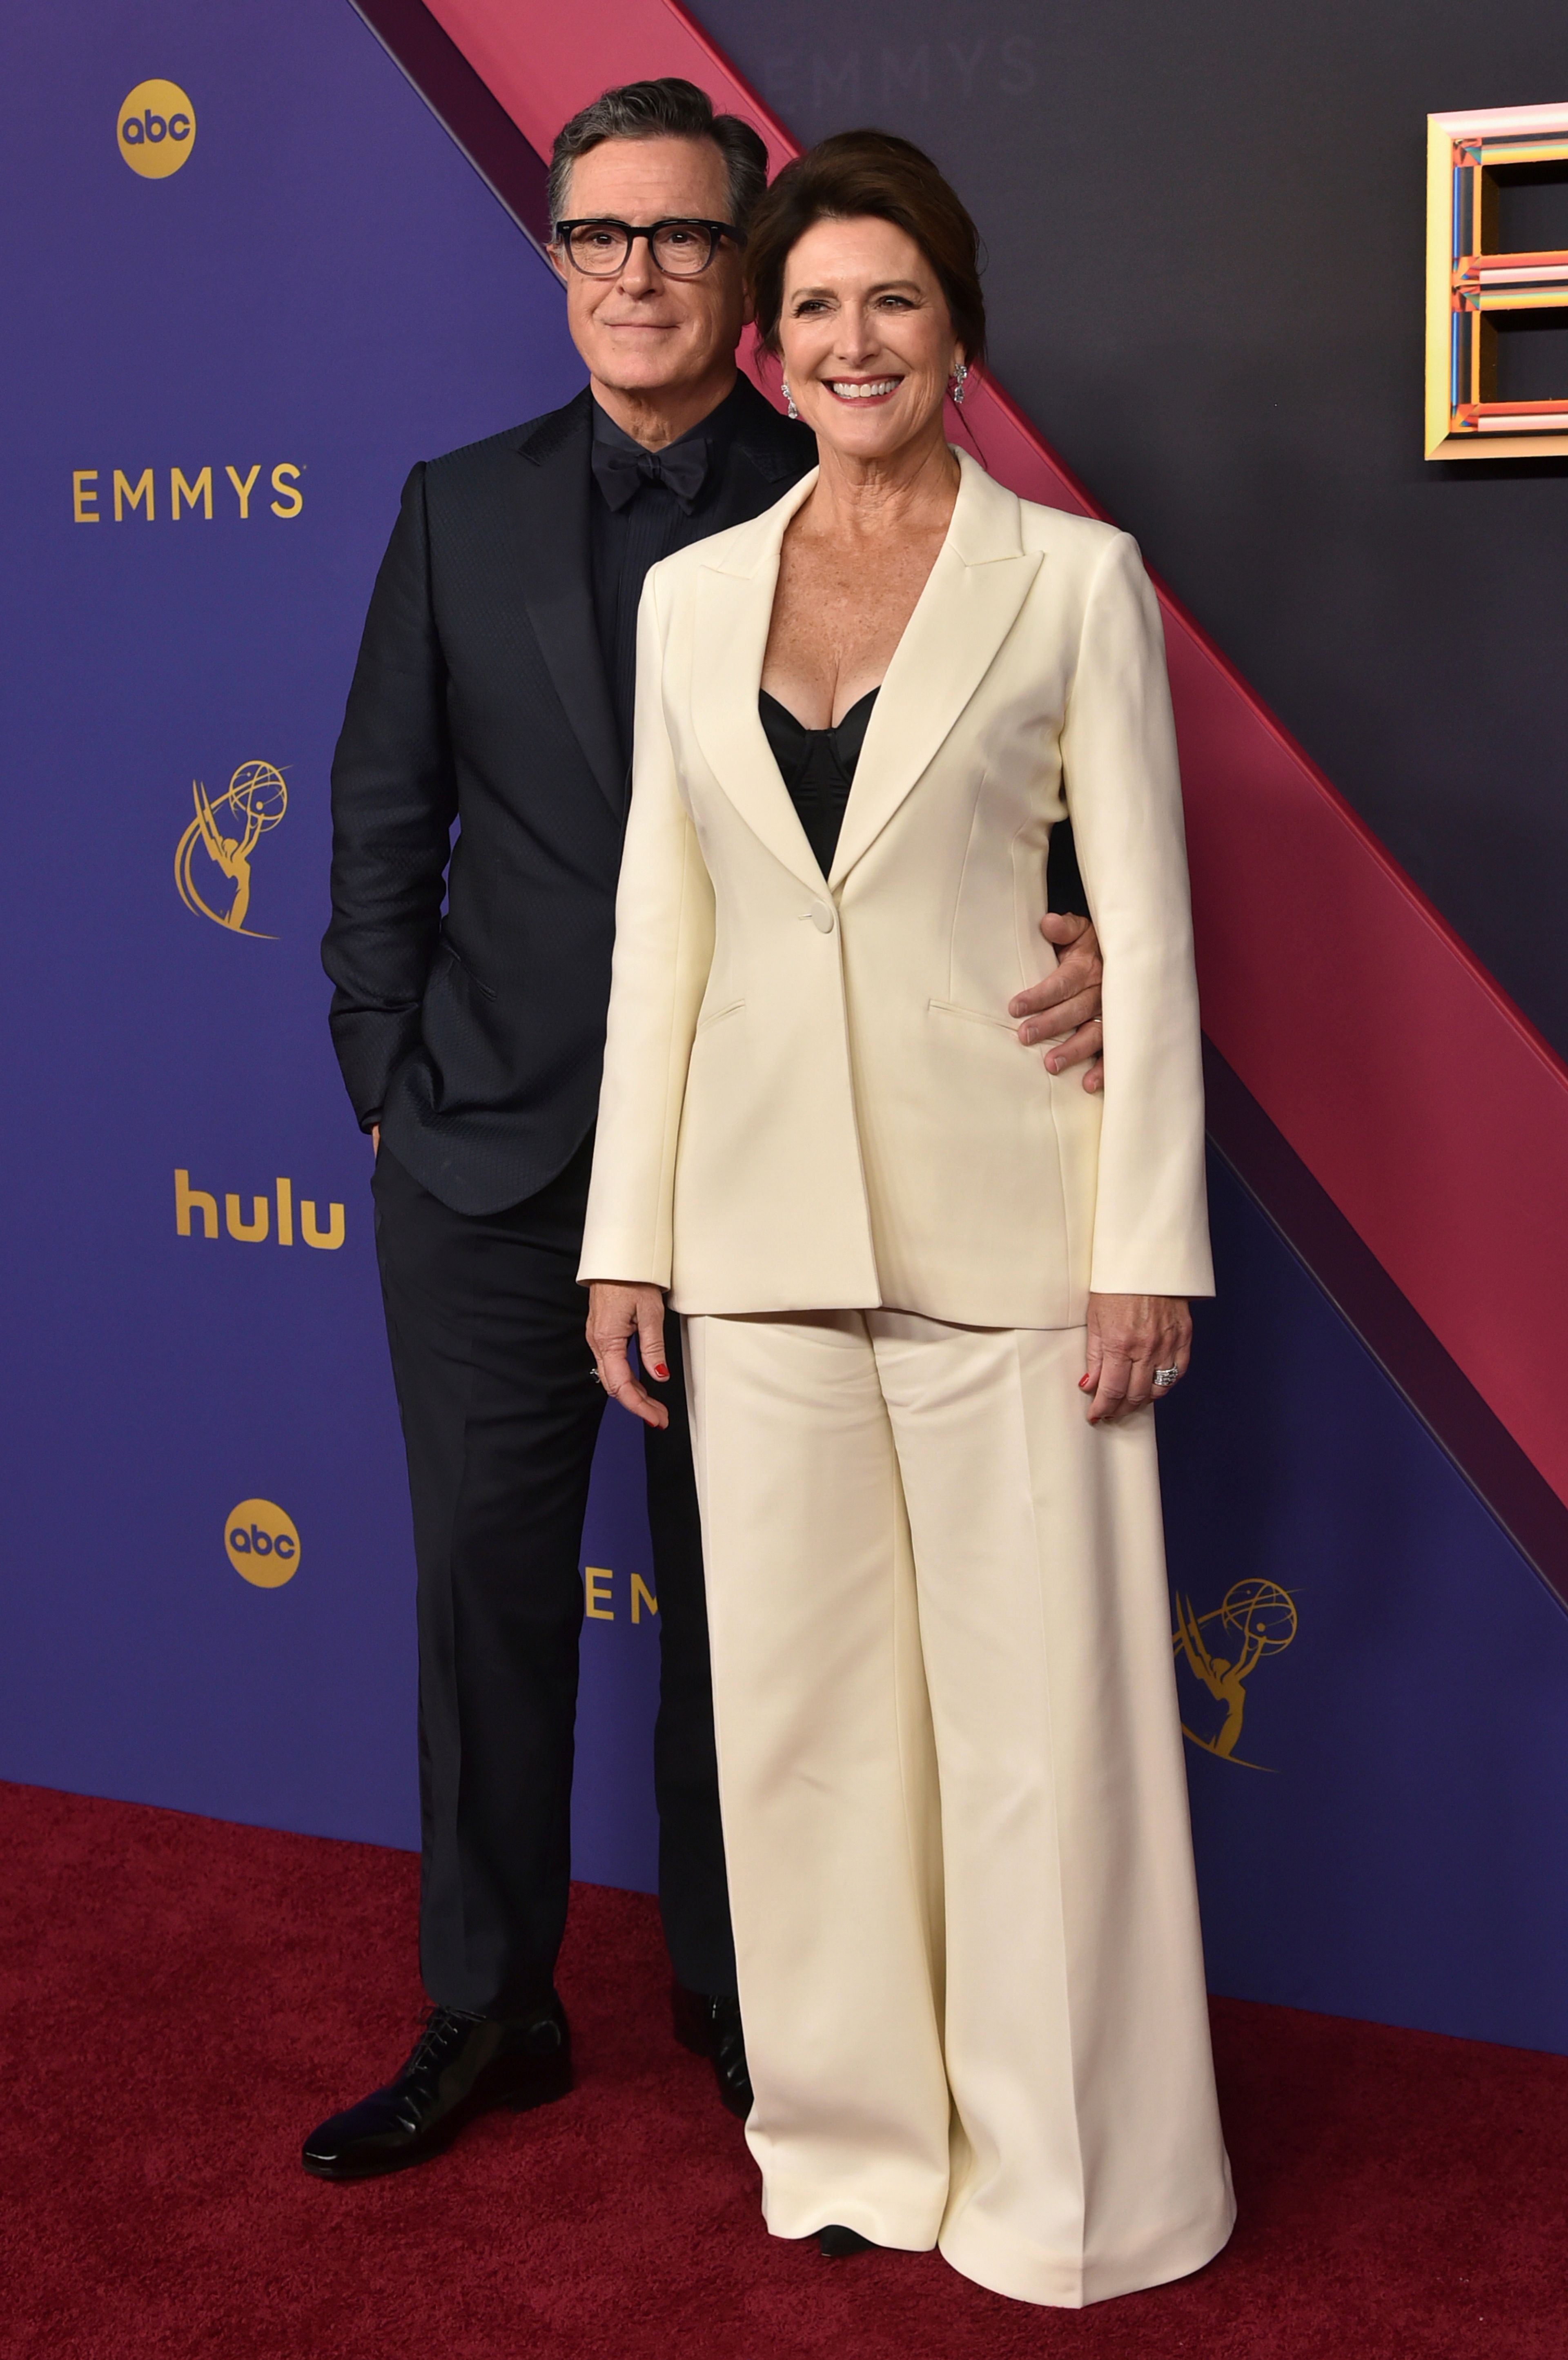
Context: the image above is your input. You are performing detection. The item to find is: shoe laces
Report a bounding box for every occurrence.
[401,2003,483,2078]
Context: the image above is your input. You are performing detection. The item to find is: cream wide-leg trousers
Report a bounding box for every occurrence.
[682,1308,1234,2308]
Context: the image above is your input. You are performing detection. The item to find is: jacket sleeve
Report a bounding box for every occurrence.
[320,464,456,1131]
[577,568,715,1287]
[1059,530,1214,1298]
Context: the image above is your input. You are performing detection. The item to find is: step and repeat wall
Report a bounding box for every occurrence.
[4,0,1568,2052]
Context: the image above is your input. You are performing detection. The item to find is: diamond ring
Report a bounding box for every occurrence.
[1153,1365,1180,1388]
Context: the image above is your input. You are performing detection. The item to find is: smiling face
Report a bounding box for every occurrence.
[549,134,748,428]
[775,214,961,466]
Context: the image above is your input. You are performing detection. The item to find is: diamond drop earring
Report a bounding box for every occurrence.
[781,376,798,421]
[949,360,969,408]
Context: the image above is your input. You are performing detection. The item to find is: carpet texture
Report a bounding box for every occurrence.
[2,1779,1565,2358]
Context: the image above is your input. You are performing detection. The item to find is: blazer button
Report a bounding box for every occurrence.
[810,901,836,933]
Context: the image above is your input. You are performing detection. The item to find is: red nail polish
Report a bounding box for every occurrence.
[654,1364,669,1381]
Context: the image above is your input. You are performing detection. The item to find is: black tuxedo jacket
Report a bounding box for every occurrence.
[322,379,816,1216]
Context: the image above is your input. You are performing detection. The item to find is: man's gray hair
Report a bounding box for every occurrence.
[548,77,769,236]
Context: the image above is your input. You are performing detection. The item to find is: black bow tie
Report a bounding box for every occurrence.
[591,432,711,514]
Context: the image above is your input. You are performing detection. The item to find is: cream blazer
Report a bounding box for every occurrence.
[578,449,1212,1326]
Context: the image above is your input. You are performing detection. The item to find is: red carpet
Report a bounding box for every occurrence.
[2,1781,1564,2358]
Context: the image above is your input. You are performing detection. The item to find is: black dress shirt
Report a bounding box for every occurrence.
[590,380,755,763]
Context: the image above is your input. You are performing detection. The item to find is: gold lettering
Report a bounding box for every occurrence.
[114,468,154,522]
[72,469,99,522]
[270,462,303,518]
[171,466,213,520]
[300,1198,345,1250]
[225,463,261,518]
[630,1574,658,1624]
[174,1169,217,1239]
[584,1567,615,1620]
[275,1177,294,1246]
[225,1192,270,1243]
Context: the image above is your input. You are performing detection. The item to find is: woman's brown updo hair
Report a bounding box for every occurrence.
[745,130,987,373]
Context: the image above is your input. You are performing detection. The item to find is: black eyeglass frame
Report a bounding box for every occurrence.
[550,216,742,277]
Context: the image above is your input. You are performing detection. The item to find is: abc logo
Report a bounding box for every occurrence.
[225,1499,300,1589]
[118,80,196,178]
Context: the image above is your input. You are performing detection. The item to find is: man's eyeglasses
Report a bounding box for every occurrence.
[552,217,740,279]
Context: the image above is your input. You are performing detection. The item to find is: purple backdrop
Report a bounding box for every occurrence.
[4,0,1568,2055]
[0,0,659,1885]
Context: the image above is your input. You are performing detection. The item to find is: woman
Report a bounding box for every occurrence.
[581,131,1233,2308]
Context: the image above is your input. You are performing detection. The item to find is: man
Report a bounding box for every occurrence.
[307,77,1105,2181]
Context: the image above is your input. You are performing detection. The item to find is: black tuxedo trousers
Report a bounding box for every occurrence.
[374,1141,730,2010]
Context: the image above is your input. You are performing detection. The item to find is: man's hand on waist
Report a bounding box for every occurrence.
[1010,913,1105,1093]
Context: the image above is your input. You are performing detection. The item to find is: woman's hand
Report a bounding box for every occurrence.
[1081,1293,1191,1423]
[586,1281,671,1429]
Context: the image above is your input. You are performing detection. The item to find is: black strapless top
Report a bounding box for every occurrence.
[759,687,879,875]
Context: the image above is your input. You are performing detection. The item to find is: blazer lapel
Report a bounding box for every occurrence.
[691,470,826,896]
[512,394,626,819]
[829,453,1042,887]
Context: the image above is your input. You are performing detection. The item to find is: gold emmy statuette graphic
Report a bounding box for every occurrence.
[1172,1578,1298,1771]
[118,80,196,178]
[225,1500,300,1589]
[175,762,287,937]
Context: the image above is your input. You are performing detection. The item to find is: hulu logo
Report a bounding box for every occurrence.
[174,1170,344,1250]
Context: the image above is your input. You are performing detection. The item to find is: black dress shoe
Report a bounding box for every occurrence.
[301,1999,571,2180]
[671,1983,754,2119]
[818,2225,875,2259]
